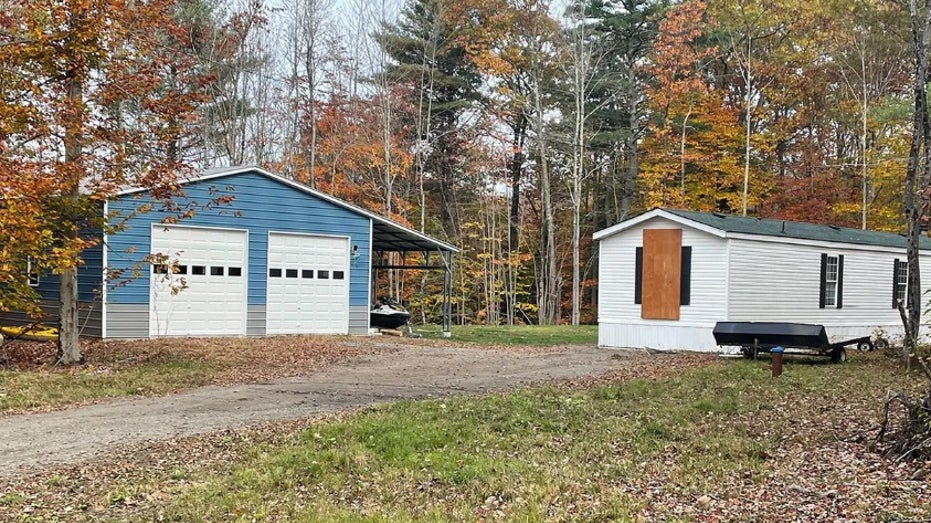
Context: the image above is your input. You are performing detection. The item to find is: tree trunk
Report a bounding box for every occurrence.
[620,94,639,221]
[58,267,80,364]
[506,118,527,325]
[532,80,558,325]
[571,184,580,325]
[860,48,869,230]
[508,120,526,251]
[680,103,692,196]
[622,133,638,220]
[903,0,931,363]
[304,0,319,189]
[58,70,83,365]
[741,35,753,217]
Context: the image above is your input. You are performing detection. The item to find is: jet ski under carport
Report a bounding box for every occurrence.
[370,297,412,330]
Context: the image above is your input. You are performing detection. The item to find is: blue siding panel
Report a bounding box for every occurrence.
[33,232,104,303]
[107,171,372,310]
[4,231,105,337]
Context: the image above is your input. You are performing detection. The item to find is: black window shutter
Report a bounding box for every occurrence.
[893,258,900,309]
[836,255,844,309]
[680,246,692,305]
[819,253,827,309]
[634,247,643,304]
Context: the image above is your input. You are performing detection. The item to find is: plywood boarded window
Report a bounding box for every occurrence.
[635,247,691,306]
[641,229,682,320]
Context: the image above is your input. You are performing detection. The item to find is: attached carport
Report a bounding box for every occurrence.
[369,218,458,336]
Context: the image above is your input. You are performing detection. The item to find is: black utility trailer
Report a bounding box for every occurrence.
[712,322,875,363]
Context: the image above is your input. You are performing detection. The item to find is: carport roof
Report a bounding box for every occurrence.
[115,166,459,254]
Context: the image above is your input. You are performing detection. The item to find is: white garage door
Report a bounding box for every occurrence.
[266,232,349,335]
[149,226,247,337]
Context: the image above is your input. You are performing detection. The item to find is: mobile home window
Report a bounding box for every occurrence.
[824,256,839,307]
[893,259,908,308]
[26,257,39,287]
[819,253,844,309]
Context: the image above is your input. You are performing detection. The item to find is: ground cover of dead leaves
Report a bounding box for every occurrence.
[0,334,573,416]
[0,349,928,522]
[0,335,407,377]
[0,333,560,378]
[0,335,403,415]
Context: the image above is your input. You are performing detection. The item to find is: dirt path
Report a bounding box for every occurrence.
[0,343,651,477]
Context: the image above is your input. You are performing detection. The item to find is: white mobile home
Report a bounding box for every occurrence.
[593,209,931,352]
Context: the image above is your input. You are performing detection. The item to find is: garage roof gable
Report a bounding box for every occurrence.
[115,166,459,253]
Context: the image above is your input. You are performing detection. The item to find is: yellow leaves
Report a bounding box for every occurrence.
[1,0,203,314]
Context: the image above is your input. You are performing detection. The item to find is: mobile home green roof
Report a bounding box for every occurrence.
[663,209,931,250]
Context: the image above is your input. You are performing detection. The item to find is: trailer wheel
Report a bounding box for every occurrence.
[741,347,757,359]
[857,341,873,352]
[831,348,847,364]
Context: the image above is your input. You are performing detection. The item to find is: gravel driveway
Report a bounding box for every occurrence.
[0,343,650,477]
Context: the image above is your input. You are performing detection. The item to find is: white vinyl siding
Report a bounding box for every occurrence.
[598,217,727,350]
[727,239,931,341]
[596,211,931,351]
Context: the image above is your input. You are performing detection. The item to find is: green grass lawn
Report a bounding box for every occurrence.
[415,324,597,345]
[75,353,927,522]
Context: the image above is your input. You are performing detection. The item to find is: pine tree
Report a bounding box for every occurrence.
[374,0,483,238]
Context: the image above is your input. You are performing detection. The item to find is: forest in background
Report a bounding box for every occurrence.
[0,0,918,330]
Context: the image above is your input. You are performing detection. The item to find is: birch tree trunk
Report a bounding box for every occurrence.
[563,16,604,325]
[860,49,869,230]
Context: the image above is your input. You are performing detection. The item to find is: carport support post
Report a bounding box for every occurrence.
[442,251,452,337]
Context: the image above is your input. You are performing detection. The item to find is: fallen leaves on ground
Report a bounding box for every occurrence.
[1,349,928,522]
[0,350,715,522]
[0,334,593,416]
[0,336,403,415]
